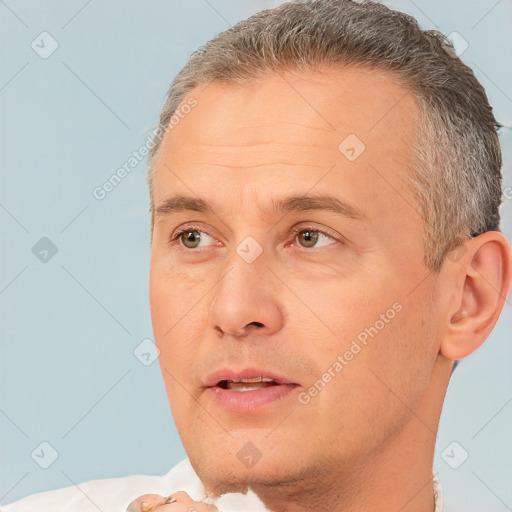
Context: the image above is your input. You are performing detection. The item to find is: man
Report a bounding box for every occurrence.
[3,0,510,511]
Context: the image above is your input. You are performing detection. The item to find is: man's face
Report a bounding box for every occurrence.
[149,67,442,494]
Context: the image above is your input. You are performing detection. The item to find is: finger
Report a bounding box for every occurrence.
[153,492,218,512]
[166,491,195,503]
[126,493,167,512]
[153,503,218,512]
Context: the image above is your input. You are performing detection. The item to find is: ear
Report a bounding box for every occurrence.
[439,231,512,361]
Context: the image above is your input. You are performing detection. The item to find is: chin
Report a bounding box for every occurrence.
[188,444,311,496]
[189,458,257,496]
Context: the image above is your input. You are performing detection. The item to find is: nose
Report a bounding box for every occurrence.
[215,319,265,338]
[210,257,284,339]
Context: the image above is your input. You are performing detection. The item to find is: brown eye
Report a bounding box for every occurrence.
[293,227,337,249]
[297,230,320,248]
[181,230,202,248]
[170,226,217,250]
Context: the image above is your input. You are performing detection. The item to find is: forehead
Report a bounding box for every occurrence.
[154,65,419,177]
[152,67,420,228]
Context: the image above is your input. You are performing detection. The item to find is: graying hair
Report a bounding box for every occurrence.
[147,0,502,272]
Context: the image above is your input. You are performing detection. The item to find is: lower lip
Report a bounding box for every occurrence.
[205,384,298,412]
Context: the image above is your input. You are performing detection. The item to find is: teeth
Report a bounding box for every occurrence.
[225,381,276,391]
[215,377,281,390]
[232,377,275,383]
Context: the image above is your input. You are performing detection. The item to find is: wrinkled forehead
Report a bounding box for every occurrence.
[154,66,419,178]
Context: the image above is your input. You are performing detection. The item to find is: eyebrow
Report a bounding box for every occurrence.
[154,194,366,221]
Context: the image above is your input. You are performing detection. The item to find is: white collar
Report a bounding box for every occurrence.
[433,471,445,512]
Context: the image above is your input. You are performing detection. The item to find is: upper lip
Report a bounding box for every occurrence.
[203,367,298,388]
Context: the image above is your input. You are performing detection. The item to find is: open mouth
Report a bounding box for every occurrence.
[216,377,281,392]
[206,373,298,411]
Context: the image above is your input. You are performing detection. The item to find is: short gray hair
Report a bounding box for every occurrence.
[148,0,502,272]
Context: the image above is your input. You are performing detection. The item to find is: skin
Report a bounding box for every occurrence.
[126,491,217,511]
[147,66,512,512]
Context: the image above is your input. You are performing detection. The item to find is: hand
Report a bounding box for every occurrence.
[126,491,219,512]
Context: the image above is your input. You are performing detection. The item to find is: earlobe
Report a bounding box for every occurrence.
[440,231,512,361]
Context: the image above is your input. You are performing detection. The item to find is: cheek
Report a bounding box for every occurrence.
[149,260,169,327]
[149,260,200,337]
[354,291,439,417]
[292,272,399,348]
[304,301,434,450]
[149,267,199,390]
[294,273,433,403]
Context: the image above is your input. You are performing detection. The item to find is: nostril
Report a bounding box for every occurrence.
[251,322,264,328]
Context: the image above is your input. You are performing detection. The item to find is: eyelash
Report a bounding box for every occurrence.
[168,224,340,251]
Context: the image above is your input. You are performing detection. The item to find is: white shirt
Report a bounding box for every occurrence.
[0,458,444,511]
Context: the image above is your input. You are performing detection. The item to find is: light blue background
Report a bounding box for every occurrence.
[1,1,511,510]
